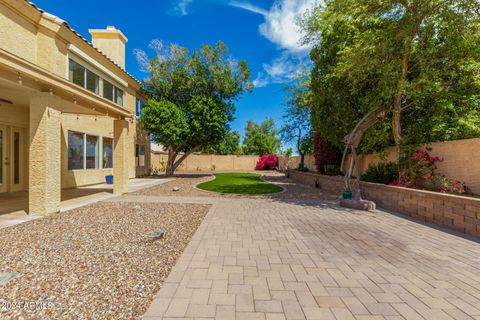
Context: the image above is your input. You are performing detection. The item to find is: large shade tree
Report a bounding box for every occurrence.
[202,130,242,155]
[280,71,313,169]
[242,118,281,156]
[138,41,252,175]
[302,0,480,163]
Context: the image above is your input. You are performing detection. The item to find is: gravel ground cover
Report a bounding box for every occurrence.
[0,202,209,319]
[133,172,337,200]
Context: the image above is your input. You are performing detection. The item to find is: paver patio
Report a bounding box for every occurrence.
[109,175,480,320]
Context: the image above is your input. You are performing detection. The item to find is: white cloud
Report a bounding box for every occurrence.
[173,0,194,16]
[229,0,317,53]
[229,0,317,87]
[228,1,268,15]
[253,53,308,87]
[260,0,316,53]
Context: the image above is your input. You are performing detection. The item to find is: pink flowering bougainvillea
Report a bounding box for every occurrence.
[389,148,467,194]
[256,154,279,171]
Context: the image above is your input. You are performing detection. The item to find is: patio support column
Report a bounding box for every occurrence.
[29,93,61,215]
[113,119,129,195]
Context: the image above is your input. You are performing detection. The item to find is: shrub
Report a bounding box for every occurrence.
[324,164,341,176]
[361,162,399,184]
[313,132,341,174]
[256,154,279,170]
[391,148,467,194]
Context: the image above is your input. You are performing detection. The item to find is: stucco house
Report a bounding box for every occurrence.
[0,0,151,215]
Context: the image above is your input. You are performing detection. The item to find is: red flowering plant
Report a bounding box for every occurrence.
[389,148,467,194]
[256,154,279,170]
[313,132,340,174]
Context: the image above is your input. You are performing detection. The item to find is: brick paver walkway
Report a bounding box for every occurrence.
[113,193,480,320]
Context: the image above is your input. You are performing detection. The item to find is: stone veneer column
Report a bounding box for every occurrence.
[113,119,129,195]
[29,93,61,215]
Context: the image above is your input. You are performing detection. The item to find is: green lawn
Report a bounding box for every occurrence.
[197,173,283,195]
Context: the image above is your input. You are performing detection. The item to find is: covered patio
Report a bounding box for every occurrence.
[0,177,171,229]
[0,48,133,216]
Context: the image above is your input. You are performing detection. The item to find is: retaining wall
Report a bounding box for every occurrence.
[282,138,480,195]
[288,170,480,237]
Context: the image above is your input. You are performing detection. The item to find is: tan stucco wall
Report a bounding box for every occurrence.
[60,115,151,188]
[151,154,259,172]
[60,115,114,188]
[29,94,62,215]
[0,0,150,191]
[90,36,126,69]
[0,104,28,127]
[0,0,140,90]
[0,1,38,65]
[0,106,150,191]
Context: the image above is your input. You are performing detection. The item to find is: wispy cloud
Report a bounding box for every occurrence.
[228,1,268,15]
[229,0,316,53]
[229,0,317,87]
[253,53,308,87]
[171,0,194,16]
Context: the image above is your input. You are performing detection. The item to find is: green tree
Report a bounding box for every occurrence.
[280,71,313,169]
[242,118,281,156]
[302,0,480,157]
[139,41,252,175]
[202,130,241,155]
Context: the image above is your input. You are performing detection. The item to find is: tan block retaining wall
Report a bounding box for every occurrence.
[288,170,480,237]
[282,138,480,195]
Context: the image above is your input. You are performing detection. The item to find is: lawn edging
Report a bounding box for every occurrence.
[287,170,480,237]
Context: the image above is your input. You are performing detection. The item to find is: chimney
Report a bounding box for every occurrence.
[89,26,128,69]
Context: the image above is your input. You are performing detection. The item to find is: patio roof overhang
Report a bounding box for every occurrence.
[0,48,132,118]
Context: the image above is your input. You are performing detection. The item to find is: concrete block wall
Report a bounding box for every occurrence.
[279,155,316,172]
[288,170,480,237]
[285,138,480,195]
[151,154,259,172]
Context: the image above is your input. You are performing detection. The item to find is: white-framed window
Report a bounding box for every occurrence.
[103,137,114,169]
[114,87,124,106]
[68,131,85,170]
[68,131,101,170]
[86,70,100,94]
[103,79,114,101]
[69,59,86,88]
[68,58,124,106]
[136,97,145,117]
[136,144,146,167]
[85,135,99,169]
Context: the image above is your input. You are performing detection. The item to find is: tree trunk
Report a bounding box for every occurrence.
[392,19,422,171]
[300,153,305,169]
[172,148,199,172]
[392,41,414,180]
[341,108,387,183]
[296,128,306,169]
[165,148,178,176]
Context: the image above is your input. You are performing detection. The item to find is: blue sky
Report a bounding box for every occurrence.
[32,0,315,143]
